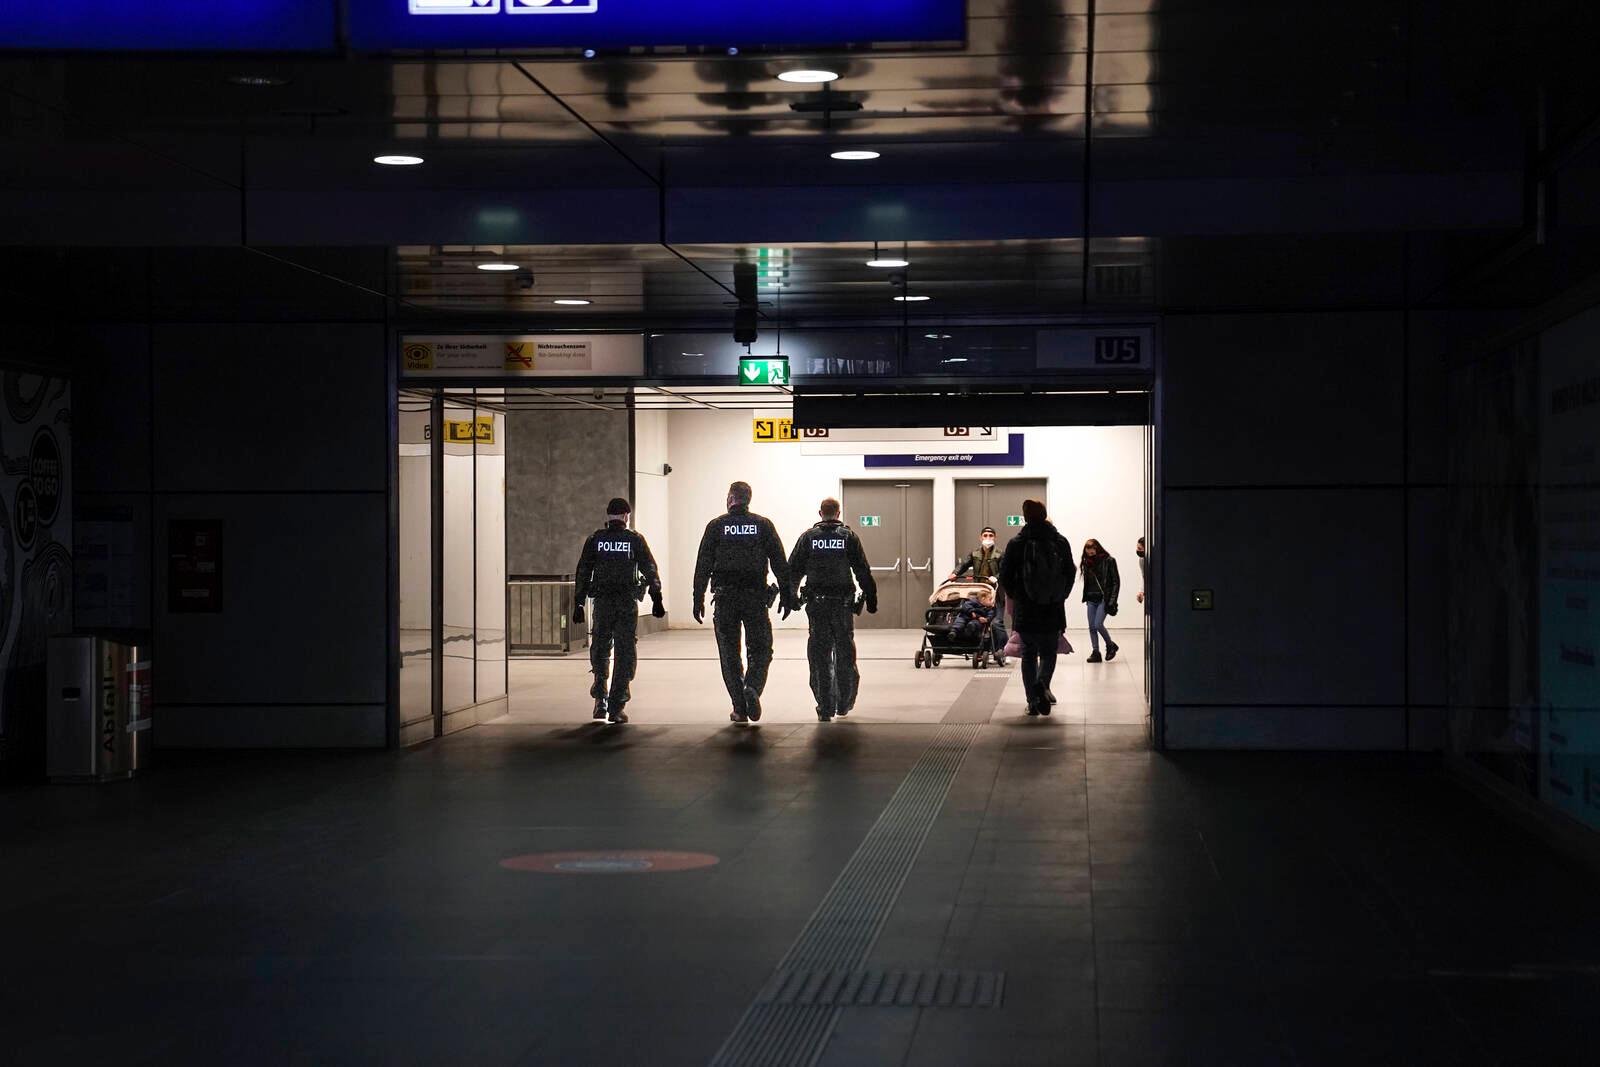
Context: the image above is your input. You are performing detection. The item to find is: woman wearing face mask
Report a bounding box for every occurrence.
[951,526,1008,666]
[1080,538,1121,663]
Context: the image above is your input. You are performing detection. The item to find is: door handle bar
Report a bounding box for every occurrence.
[869,558,902,573]
[906,558,933,572]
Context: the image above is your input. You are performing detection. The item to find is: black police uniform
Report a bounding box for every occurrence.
[788,519,876,720]
[574,521,662,717]
[692,505,791,720]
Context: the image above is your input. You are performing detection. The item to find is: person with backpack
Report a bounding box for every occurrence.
[1081,538,1122,663]
[998,499,1075,717]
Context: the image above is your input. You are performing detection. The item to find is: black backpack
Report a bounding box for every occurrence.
[1021,534,1072,606]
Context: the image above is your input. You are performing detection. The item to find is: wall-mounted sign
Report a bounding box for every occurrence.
[349,0,965,51]
[1,0,336,51]
[444,415,496,445]
[802,426,1008,457]
[401,335,640,378]
[864,433,1026,468]
[752,417,799,443]
[1005,515,1023,527]
[859,516,882,527]
[168,520,223,614]
[1037,327,1155,370]
[739,358,790,387]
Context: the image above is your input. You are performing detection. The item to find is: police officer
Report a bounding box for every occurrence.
[573,497,663,725]
[789,497,876,722]
[950,525,1009,666]
[692,480,792,723]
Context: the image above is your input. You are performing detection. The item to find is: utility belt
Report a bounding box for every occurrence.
[802,590,866,615]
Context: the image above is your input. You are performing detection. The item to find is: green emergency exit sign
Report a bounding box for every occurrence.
[860,515,881,527]
[1005,515,1023,526]
[738,357,790,386]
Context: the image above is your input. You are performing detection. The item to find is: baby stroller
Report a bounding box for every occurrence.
[914,579,998,670]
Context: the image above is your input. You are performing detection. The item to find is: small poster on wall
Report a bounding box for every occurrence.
[168,521,224,614]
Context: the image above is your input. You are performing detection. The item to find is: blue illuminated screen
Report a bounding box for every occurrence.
[348,0,966,50]
[0,0,336,50]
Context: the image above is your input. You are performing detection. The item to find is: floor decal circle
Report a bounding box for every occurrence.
[500,850,720,874]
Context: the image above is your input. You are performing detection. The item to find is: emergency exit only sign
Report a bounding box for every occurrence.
[738,357,790,386]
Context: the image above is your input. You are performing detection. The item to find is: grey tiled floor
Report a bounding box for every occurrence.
[3,636,1597,1065]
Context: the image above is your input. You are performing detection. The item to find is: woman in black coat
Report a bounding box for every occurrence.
[1080,538,1120,663]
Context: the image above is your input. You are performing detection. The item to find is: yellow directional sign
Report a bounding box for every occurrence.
[444,414,495,445]
[752,417,799,443]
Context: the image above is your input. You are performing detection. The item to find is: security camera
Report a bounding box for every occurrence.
[516,272,535,290]
[593,388,605,401]
[662,463,672,476]
[888,272,907,288]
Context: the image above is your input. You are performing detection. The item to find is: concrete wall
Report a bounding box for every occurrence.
[661,410,1147,629]
[506,408,628,576]
[1159,311,1446,750]
[69,322,391,748]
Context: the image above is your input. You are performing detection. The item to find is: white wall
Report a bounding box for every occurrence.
[661,411,1146,628]
[633,410,672,614]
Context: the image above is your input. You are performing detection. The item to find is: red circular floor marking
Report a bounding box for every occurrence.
[499,850,720,874]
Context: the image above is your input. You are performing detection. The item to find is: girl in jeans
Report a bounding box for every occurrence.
[1080,539,1121,663]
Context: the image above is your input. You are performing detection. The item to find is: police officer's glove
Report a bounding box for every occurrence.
[778,600,793,621]
[651,596,665,619]
[692,599,705,624]
[765,583,780,608]
[572,603,585,625]
[866,598,878,615]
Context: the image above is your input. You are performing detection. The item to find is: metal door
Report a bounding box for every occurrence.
[843,480,933,628]
[953,478,1048,569]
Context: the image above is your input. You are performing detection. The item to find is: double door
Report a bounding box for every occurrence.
[841,480,933,629]
[953,478,1048,566]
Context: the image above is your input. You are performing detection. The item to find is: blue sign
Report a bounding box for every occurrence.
[348,0,965,50]
[1,0,336,50]
[864,433,1025,468]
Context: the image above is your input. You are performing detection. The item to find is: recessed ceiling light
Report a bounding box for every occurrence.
[868,257,909,268]
[582,48,596,58]
[373,154,424,166]
[925,333,953,340]
[779,69,839,84]
[894,295,931,302]
[831,150,880,161]
[553,298,592,306]
[227,74,287,87]
[941,357,969,364]
[476,262,520,272]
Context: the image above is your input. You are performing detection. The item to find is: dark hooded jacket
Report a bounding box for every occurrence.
[998,519,1075,633]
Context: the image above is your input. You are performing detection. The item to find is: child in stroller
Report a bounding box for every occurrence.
[915,578,1004,669]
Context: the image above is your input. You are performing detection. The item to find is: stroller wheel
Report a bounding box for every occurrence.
[914,650,924,668]
[932,654,943,666]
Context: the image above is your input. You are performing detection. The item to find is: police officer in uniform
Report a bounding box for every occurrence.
[573,497,663,724]
[788,497,876,722]
[692,481,792,723]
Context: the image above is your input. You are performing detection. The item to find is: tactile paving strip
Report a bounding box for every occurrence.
[756,968,1005,1009]
[710,720,985,1066]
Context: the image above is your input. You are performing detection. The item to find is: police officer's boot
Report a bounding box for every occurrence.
[816,706,833,722]
[743,685,763,722]
[592,696,608,720]
[608,701,629,725]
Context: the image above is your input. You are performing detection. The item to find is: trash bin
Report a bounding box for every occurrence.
[47,635,152,782]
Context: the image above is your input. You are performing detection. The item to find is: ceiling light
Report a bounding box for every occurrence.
[894,295,931,302]
[727,47,740,56]
[476,262,520,272]
[941,357,969,364]
[831,150,880,161]
[553,298,592,306]
[925,333,953,340]
[373,154,424,166]
[227,74,287,87]
[868,257,909,268]
[778,69,839,84]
